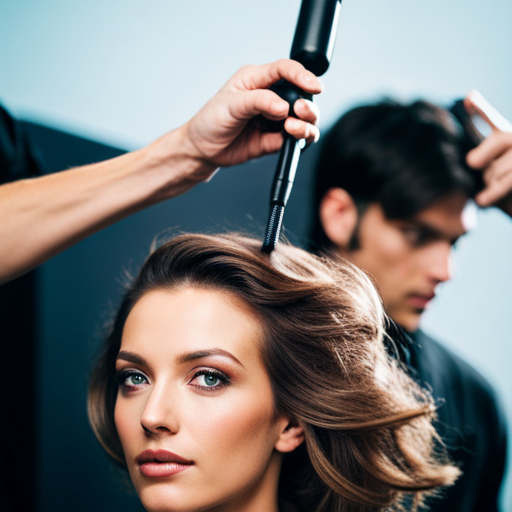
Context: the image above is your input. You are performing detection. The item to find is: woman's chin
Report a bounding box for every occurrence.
[136,485,193,512]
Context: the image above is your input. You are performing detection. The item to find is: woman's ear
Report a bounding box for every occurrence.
[319,187,358,251]
[274,418,305,453]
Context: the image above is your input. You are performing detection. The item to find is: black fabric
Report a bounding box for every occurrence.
[0,103,127,512]
[0,104,43,182]
[395,329,508,512]
[0,104,44,512]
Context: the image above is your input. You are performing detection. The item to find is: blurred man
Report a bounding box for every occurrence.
[310,97,509,511]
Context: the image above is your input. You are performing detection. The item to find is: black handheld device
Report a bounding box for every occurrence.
[449,92,512,152]
[261,0,342,253]
[449,99,485,151]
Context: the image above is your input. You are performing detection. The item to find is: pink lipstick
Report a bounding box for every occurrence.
[136,449,194,478]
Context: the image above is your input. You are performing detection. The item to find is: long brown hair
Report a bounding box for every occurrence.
[88,233,459,511]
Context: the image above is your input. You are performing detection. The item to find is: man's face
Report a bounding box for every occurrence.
[344,192,469,332]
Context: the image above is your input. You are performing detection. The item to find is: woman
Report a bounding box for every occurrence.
[88,233,459,512]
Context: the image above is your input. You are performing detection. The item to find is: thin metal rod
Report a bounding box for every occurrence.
[261,134,302,253]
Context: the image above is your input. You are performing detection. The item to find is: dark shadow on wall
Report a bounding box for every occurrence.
[13,120,319,512]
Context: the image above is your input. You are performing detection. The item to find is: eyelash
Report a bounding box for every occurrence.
[114,368,230,392]
[115,369,148,391]
[189,369,230,392]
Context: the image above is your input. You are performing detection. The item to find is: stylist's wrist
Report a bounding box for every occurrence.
[143,124,219,201]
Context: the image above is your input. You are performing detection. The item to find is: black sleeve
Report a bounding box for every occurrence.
[0,103,43,183]
[0,103,44,512]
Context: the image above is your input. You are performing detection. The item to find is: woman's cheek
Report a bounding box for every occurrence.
[187,390,275,453]
[114,396,142,450]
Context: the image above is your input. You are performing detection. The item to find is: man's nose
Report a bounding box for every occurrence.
[425,242,452,284]
[140,382,179,436]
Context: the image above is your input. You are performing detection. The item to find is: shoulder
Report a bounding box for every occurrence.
[412,330,507,434]
[412,330,497,401]
[411,331,508,507]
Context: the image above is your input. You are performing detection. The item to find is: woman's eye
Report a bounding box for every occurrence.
[190,370,229,390]
[116,370,148,389]
[198,374,220,387]
[126,373,146,386]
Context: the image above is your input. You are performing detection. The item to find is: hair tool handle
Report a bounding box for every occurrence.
[261,0,342,253]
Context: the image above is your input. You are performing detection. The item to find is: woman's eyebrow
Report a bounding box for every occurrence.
[116,351,148,366]
[175,349,246,369]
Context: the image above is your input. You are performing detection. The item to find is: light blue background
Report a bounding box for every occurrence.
[1,0,511,509]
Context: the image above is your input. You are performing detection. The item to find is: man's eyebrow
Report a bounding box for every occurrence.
[116,351,148,366]
[175,349,246,369]
[411,218,466,243]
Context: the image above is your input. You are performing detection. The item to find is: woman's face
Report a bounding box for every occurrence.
[114,287,292,512]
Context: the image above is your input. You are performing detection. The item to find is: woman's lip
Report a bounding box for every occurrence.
[138,462,193,478]
[136,449,194,465]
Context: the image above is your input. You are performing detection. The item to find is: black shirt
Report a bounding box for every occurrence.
[405,329,508,512]
[0,103,43,512]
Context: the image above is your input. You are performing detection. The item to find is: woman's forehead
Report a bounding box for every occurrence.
[120,287,264,368]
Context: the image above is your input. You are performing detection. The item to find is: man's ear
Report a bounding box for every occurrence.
[319,187,358,251]
[274,418,305,453]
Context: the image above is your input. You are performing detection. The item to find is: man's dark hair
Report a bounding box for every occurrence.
[310,99,484,250]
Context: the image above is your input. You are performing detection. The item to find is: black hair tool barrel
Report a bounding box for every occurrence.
[261,0,342,253]
[261,134,303,253]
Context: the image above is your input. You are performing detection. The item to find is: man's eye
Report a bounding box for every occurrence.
[402,228,428,246]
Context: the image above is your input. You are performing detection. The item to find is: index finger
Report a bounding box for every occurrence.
[464,90,512,133]
[467,131,512,169]
[233,59,323,95]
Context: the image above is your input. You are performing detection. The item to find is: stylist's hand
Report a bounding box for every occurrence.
[179,59,322,170]
[0,60,321,284]
[465,91,512,217]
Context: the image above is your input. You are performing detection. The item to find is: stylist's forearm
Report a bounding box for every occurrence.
[0,126,212,284]
[0,60,321,284]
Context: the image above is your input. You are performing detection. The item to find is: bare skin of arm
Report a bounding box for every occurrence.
[0,60,321,284]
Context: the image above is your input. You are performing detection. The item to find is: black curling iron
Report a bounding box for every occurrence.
[261,0,342,253]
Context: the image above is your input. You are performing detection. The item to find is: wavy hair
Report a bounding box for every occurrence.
[88,233,459,511]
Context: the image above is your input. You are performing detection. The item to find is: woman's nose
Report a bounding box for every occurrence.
[140,382,179,436]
